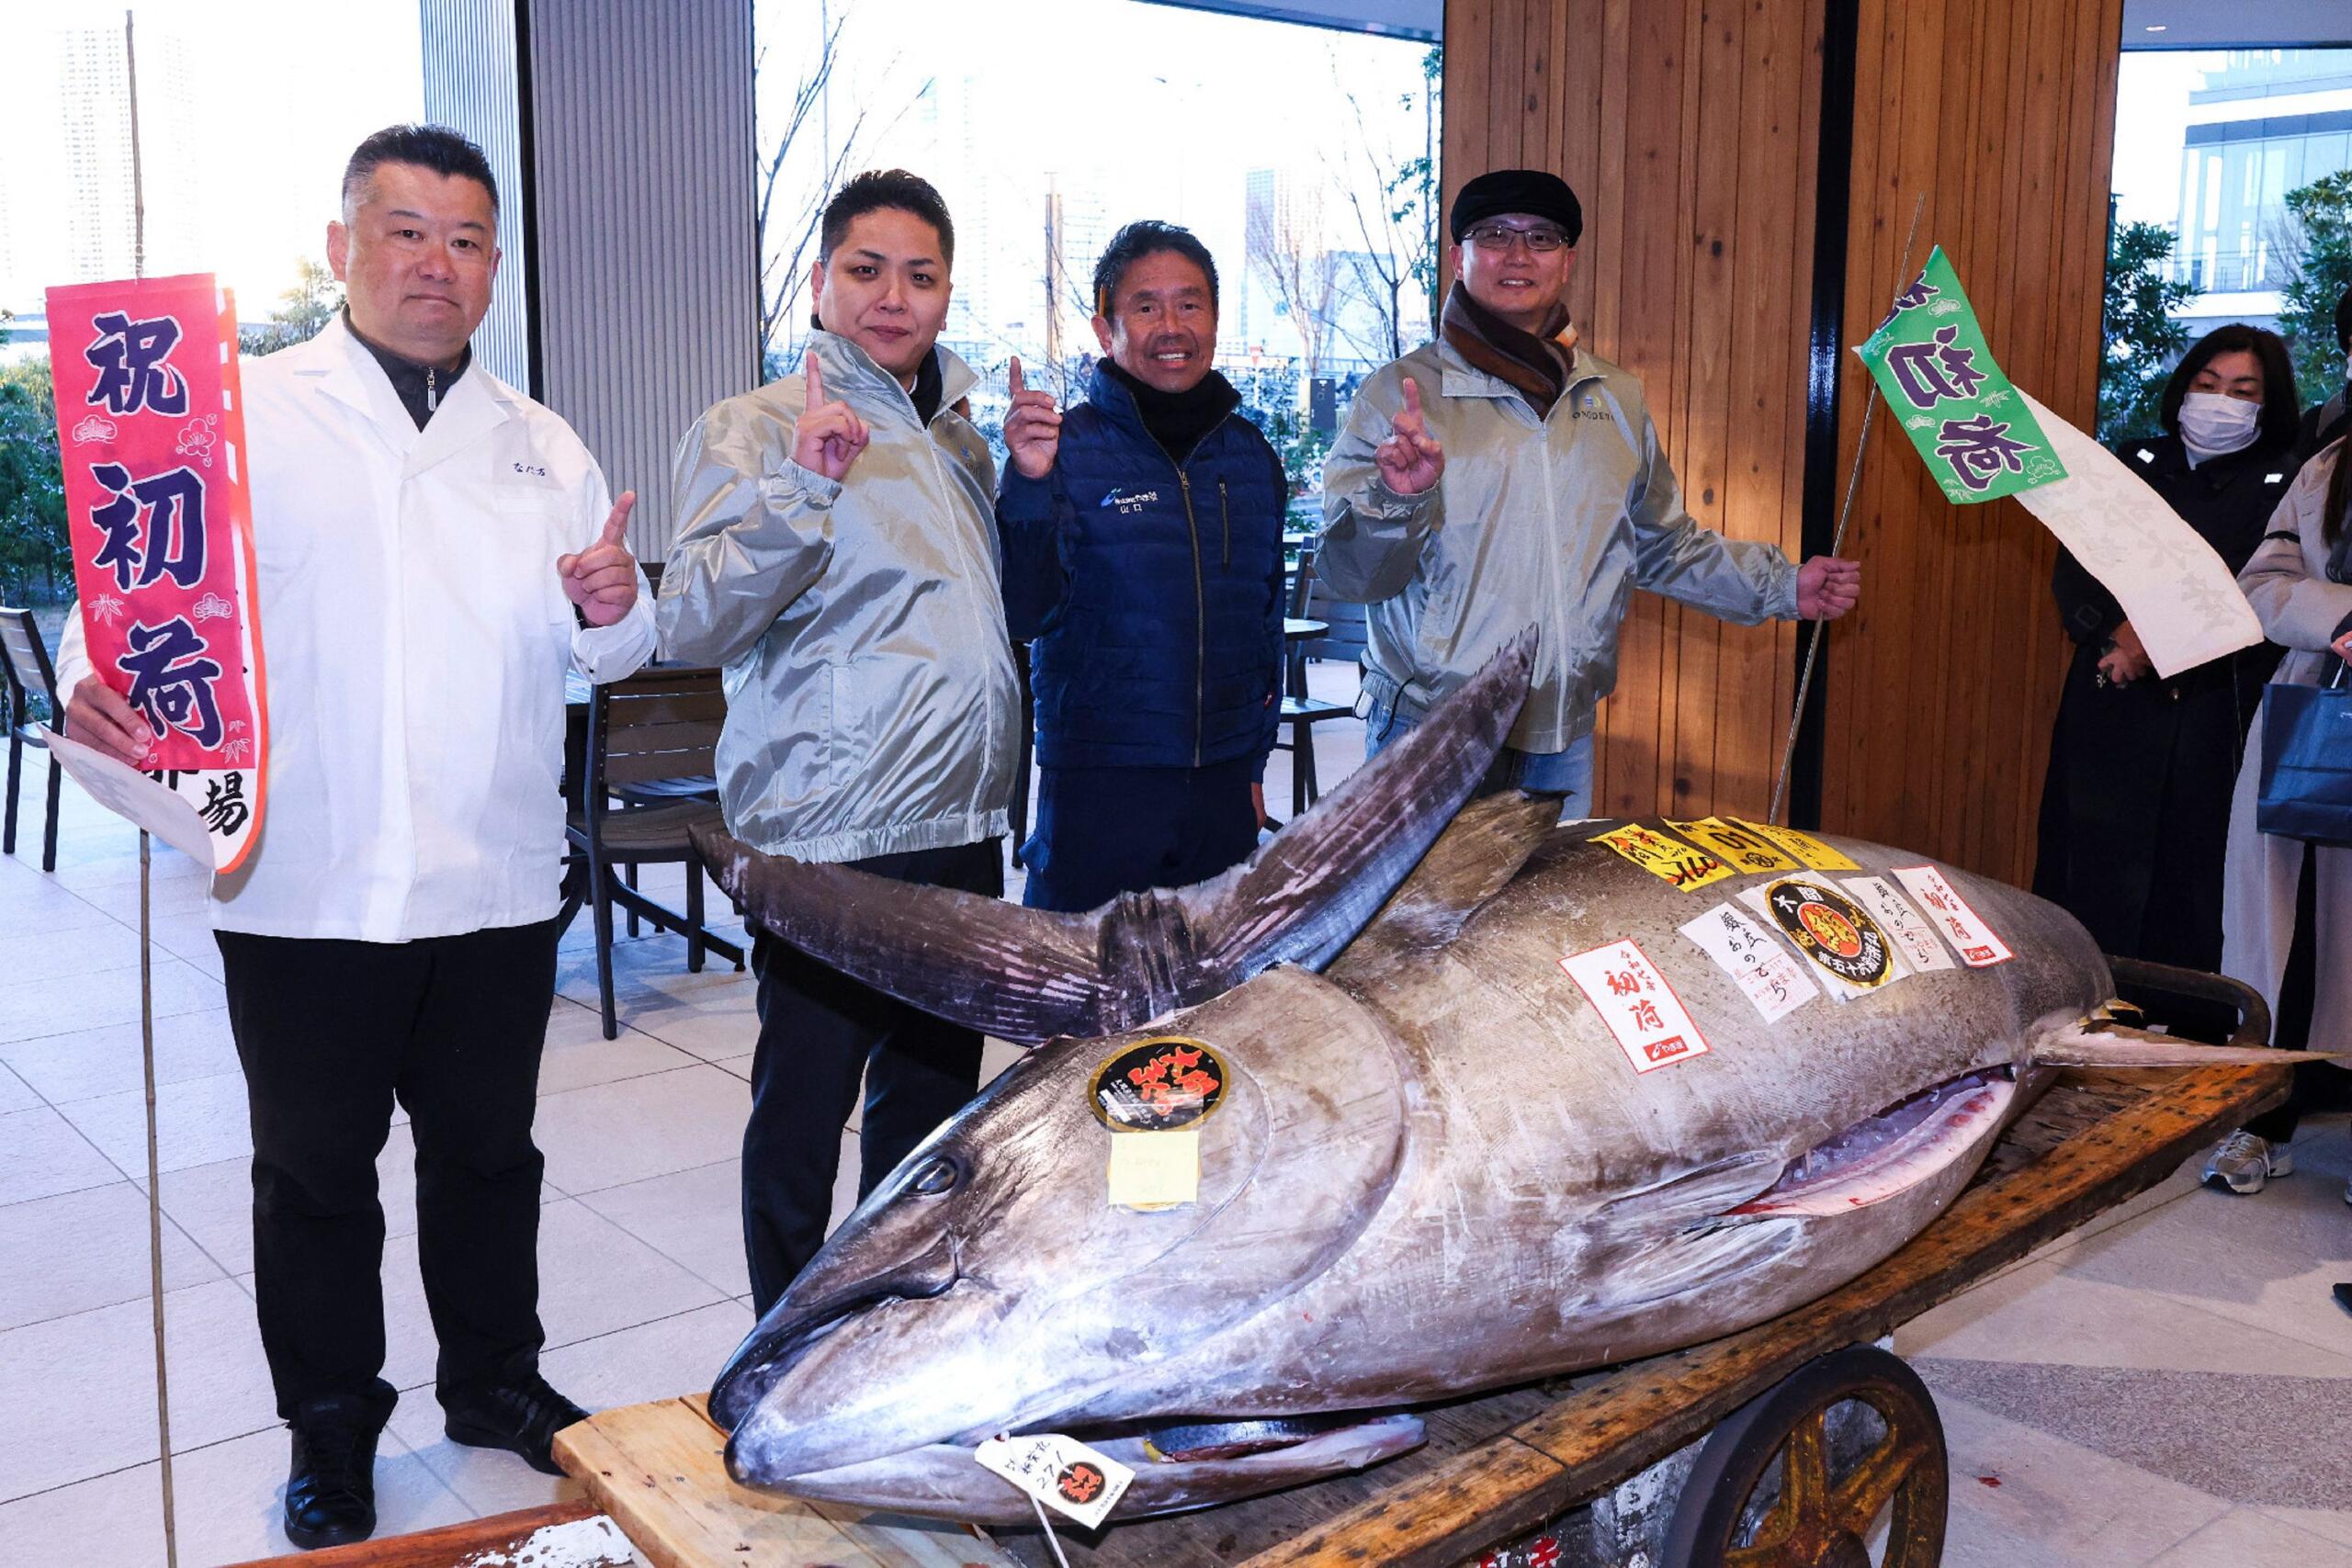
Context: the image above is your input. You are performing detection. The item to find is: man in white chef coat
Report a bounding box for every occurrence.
[59,124,654,1551]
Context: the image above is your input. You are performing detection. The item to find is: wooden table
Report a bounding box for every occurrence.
[526,1053,2280,1568]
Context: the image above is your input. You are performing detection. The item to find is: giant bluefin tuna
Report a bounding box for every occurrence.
[692,632,2278,1524]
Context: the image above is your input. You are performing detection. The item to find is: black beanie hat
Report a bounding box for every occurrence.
[2335,285,2352,353]
[1449,169,1584,246]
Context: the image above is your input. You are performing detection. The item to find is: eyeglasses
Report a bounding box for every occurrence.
[1463,223,1570,254]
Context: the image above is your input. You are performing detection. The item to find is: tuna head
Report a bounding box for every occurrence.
[710,964,1412,1490]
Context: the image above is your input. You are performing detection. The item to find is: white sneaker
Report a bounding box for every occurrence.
[2203,1131,2293,1195]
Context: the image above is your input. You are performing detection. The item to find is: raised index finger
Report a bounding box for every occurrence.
[1398,377,1425,419]
[597,491,637,548]
[805,355,826,409]
[1010,355,1026,398]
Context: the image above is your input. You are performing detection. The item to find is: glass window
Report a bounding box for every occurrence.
[2103,46,2352,435]
[751,0,1442,508]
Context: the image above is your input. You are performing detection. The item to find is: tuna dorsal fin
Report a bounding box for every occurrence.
[695,629,1537,1044]
[1330,789,1560,976]
[2030,1021,2343,1069]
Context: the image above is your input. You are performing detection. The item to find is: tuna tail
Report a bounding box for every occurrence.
[694,629,1538,1044]
[2028,1022,2344,1069]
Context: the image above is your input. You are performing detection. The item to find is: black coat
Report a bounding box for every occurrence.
[2032,432,2291,976]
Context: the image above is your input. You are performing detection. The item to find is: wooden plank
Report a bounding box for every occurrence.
[214,1501,627,1568]
[1231,1062,2284,1568]
[554,1394,1021,1568]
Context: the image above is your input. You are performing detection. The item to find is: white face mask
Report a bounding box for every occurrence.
[2178,390,2260,456]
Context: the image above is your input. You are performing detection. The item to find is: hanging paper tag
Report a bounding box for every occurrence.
[1679,902,1821,1023]
[1666,816,1801,874]
[1559,939,1712,1073]
[1107,1128,1200,1210]
[1840,875,1956,973]
[1891,865,2014,966]
[1727,818,1862,874]
[1592,824,1735,892]
[976,1433,1136,1529]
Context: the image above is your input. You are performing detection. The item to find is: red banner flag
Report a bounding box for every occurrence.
[47,273,267,872]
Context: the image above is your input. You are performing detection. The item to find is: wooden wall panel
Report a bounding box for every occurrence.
[1817,0,2123,885]
[1440,0,1823,824]
[1440,0,2122,886]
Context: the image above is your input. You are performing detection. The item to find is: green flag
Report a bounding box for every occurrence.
[1853,245,2066,504]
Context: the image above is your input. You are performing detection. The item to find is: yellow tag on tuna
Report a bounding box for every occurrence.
[1108,1128,1201,1210]
[1666,816,1801,874]
[1730,818,1862,874]
[1593,824,1736,892]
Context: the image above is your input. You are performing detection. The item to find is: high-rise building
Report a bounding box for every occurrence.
[2169,49,2352,334]
[57,23,206,283]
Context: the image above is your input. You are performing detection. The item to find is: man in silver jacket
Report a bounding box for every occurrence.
[1319,169,1860,811]
[660,170,1017,1312]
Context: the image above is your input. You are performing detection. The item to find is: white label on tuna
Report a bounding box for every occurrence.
[975,1431,1135,1529]
[1559,939,1713,1073]
[1841,875,1957,973]
[1891,865,2014,966]
[1679,902,1821,1023]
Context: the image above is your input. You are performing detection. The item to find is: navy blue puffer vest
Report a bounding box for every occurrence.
[999,365,1287,772]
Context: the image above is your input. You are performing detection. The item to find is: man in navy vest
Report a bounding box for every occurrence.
[998,220,1286,911]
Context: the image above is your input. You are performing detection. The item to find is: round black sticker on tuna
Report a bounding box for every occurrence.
[1764,878,1894,988]
[1090,1036,1229,1132]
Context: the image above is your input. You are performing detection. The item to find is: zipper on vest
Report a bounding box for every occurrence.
[1218,479,1231,566]
[1178,469,1206,766]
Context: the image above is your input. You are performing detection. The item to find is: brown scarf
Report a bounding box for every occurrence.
[1441,283,1580,417]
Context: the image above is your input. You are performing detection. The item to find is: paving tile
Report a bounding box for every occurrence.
[1895,1243,2352,1382]
[0,1180,224,1331]
[537,996,705,1096]
[0,1103,126,1205]
[554,942,759,1061]
[578,1157,753,1302]
[69,872,218,926]
[0,1422,470,1567]
[531,1064,748,1197]
[0,1278,277,1502]
[1,1005,238,1107]
[0,1062,37,1114]
[61,1067,258,1177]
[2147,1506,2352,1567]
[0,955,221,1044]
[0,919,144,984]
[1930,1392,2227,1567]
[2263,1506,2352,1549]
[537,1299,755,1414]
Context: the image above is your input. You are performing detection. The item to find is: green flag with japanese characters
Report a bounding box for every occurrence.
[1853,245,2067,504]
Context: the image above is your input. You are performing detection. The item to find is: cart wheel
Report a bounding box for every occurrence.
[1658,1344,1947,1568]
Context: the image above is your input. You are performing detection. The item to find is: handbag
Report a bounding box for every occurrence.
[2256,659,2352,847]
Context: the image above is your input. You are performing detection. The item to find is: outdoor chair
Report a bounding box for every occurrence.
[1274,550,1356,815]
[0,607,64,873]
[566,666,745,1039]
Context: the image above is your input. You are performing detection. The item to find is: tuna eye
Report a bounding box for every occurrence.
[908,1155,962,1196]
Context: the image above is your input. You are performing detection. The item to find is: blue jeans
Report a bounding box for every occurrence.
[1363,691,1596,817]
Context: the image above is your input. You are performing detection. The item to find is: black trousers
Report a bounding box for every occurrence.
[216,919,561,1423]
[1020,756,1260,913]
[743,837,1002,1314]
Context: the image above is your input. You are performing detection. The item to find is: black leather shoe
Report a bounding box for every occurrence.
[442,1371,590,1475]
[283,1396,386,1551]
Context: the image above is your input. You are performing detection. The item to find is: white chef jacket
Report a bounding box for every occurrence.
[57,315,657,942]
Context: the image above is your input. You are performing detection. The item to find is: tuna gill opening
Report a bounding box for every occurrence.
[710,1269,961,1431]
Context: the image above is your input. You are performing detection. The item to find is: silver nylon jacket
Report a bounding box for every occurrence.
[1317,338,1799,754]
[658,333,1017,863]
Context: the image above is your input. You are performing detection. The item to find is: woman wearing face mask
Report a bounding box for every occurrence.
[2033,324,2298,1039]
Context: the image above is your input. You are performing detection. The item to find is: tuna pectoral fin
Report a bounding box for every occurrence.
[695,630,1535,1045]
[2030,1023,2344,1069]
[1334,789,1561,972]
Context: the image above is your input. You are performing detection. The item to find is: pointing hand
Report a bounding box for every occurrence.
[792,355,871,481]
[1373,377,1443,495]
[1004,355,1063,481]
[558,491,641,627]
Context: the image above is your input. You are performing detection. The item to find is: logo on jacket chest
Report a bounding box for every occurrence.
[1100,488,1162,514]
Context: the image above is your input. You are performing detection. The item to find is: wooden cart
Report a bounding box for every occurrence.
[296,963,2285,1568]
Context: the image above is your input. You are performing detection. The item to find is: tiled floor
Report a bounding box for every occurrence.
[2,664,2347,1565]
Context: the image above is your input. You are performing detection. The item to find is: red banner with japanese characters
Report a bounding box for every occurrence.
[47,273,266,872]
